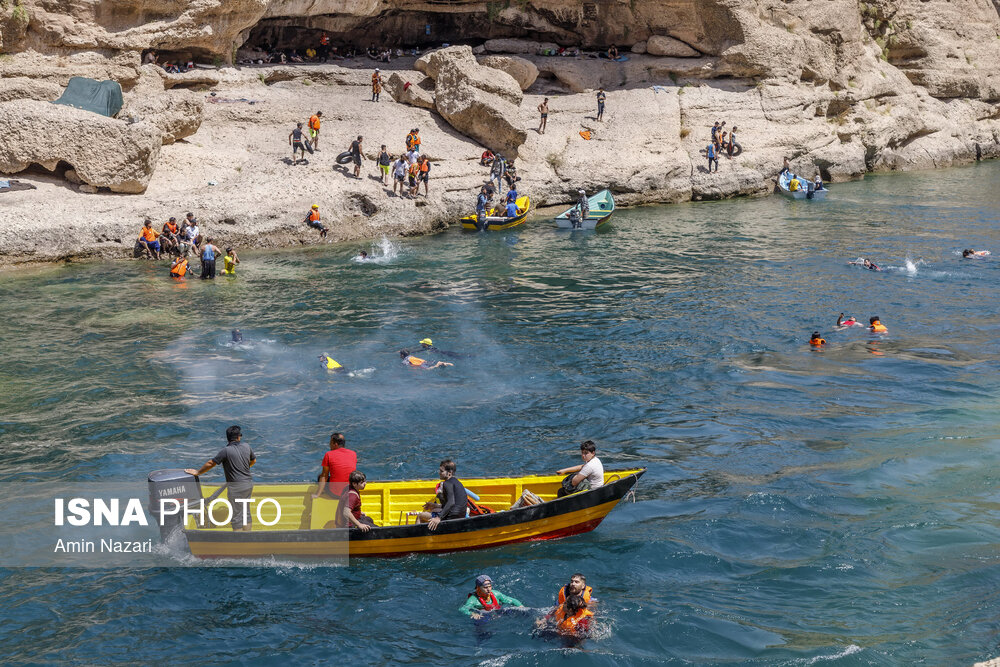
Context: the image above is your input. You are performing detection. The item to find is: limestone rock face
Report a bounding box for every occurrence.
[483,38,558,55]
[434,62,527,159]
[384,72,435,110]
[478,55,539,91]
[0,78,62,103]
[417,45,522,105]
[120,90,204,145]
[0,100,161,193]
[646,35,699,58]
[631,41,647,55]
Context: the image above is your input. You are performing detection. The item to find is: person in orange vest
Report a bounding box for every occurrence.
[411,127,421,154]
[399,349,452,369]
[318,33,330,61]
[405,128,416,152]
[371,68,382,102]
[552,594,593,636]
[303,204,328,239]
[137,219,161,259]
[556,574,594,607]
[308,111,322,151]
[869,316,888,333]
[417,155,430,196]
[169,255,188,278]
[407,160,420,197]
[160,216,180,255]
[809,331,826,346]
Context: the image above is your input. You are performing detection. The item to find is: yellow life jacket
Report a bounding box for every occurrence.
[324,356,342,370]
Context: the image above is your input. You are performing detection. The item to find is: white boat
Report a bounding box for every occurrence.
[777,172,828,200]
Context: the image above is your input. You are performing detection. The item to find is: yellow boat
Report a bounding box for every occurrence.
[153,468,644,559]
[460,195,531,231]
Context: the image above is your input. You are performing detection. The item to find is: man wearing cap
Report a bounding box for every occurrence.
[576,189,590,221]
[371,69,382,102]
[419,338,464,359]
[304,204,328,238]
[459,575,525,619]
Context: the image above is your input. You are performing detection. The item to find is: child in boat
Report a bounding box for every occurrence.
[336,471,375,531]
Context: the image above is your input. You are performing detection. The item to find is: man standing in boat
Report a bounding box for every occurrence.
[185,425,256,531]
[576,189,590,221]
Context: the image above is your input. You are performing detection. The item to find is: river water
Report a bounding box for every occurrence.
[2,163,1000,665]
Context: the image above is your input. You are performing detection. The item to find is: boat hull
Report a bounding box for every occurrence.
[183,469,644,559]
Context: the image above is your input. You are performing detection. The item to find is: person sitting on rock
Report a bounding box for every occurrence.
[137,219,161,260]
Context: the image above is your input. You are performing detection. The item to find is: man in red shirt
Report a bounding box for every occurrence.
[313,432,357,498]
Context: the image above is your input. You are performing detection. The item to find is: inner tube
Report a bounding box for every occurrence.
[336,151,354,165]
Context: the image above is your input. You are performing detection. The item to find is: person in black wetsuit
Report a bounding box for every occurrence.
[419,338,465,359]
[427,459,468,530]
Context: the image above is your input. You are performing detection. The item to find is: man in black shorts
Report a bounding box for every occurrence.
[350,135,364,178]
[185,425,257,531]
[289,122,306,165]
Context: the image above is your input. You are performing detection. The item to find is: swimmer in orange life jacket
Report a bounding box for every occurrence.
[836,313,859,328]
[557,573,594,607]
[399,349,453,369]
[869,316,888,333]
[551,594,594,636]
[810,331,826,346]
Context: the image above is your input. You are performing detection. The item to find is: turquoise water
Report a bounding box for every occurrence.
[2,163,1000,664]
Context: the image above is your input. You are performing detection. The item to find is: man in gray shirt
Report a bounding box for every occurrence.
[186,425,257,531]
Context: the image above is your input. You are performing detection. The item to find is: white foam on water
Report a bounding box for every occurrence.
[353,236,401,264]
[347,367,375,378]
[805,644,862,664]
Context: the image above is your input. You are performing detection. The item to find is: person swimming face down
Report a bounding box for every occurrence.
[231,329,243,343]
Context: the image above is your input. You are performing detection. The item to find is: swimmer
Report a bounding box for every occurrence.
[849,258,881,271]
[836,313,859,327]
[231,329,243,343]
[399,349,453,370]
[418,337,465,359]
[962,249,990,258]
[809,331,826,346]
[319,354,346,372]
[869,316,888,333]
[358,250,368,260]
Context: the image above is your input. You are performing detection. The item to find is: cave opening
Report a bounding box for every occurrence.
[238,10,575,58]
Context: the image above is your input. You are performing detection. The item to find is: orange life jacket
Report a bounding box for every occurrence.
[554,607,593,634]
[163,221,178,235]
[405,133,415,149]
[408,163,419,177]
[310,210,320,222]
[320,34,330,45]
[419,160,429,173]
[412,133,421,146]
[871,321,887,333]
[309,115,320,130]
[170,258,188,277]
[558,585,592,606]
[140,227,158,242]
[810,337,826,346]
[406,355,425,366]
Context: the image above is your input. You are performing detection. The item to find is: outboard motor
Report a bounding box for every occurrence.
[147,469,203,541]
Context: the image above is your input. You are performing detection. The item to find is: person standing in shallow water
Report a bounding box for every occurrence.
[538,97,549,134]
[200,237,221,280]
[596,89,606,121]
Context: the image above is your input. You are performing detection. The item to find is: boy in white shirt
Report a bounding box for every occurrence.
[556,440,604,497]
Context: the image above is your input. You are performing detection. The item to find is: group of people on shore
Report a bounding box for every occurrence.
[706,121,741,172]
[136,214,239,280]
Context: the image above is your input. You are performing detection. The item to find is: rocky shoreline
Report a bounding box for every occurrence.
[1,27,999,267]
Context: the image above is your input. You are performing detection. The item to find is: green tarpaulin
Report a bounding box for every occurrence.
[52,77,124,117]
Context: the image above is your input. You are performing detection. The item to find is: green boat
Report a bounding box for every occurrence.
[555,189,615,229]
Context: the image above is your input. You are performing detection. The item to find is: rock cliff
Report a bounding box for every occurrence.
[0,0,998,264]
